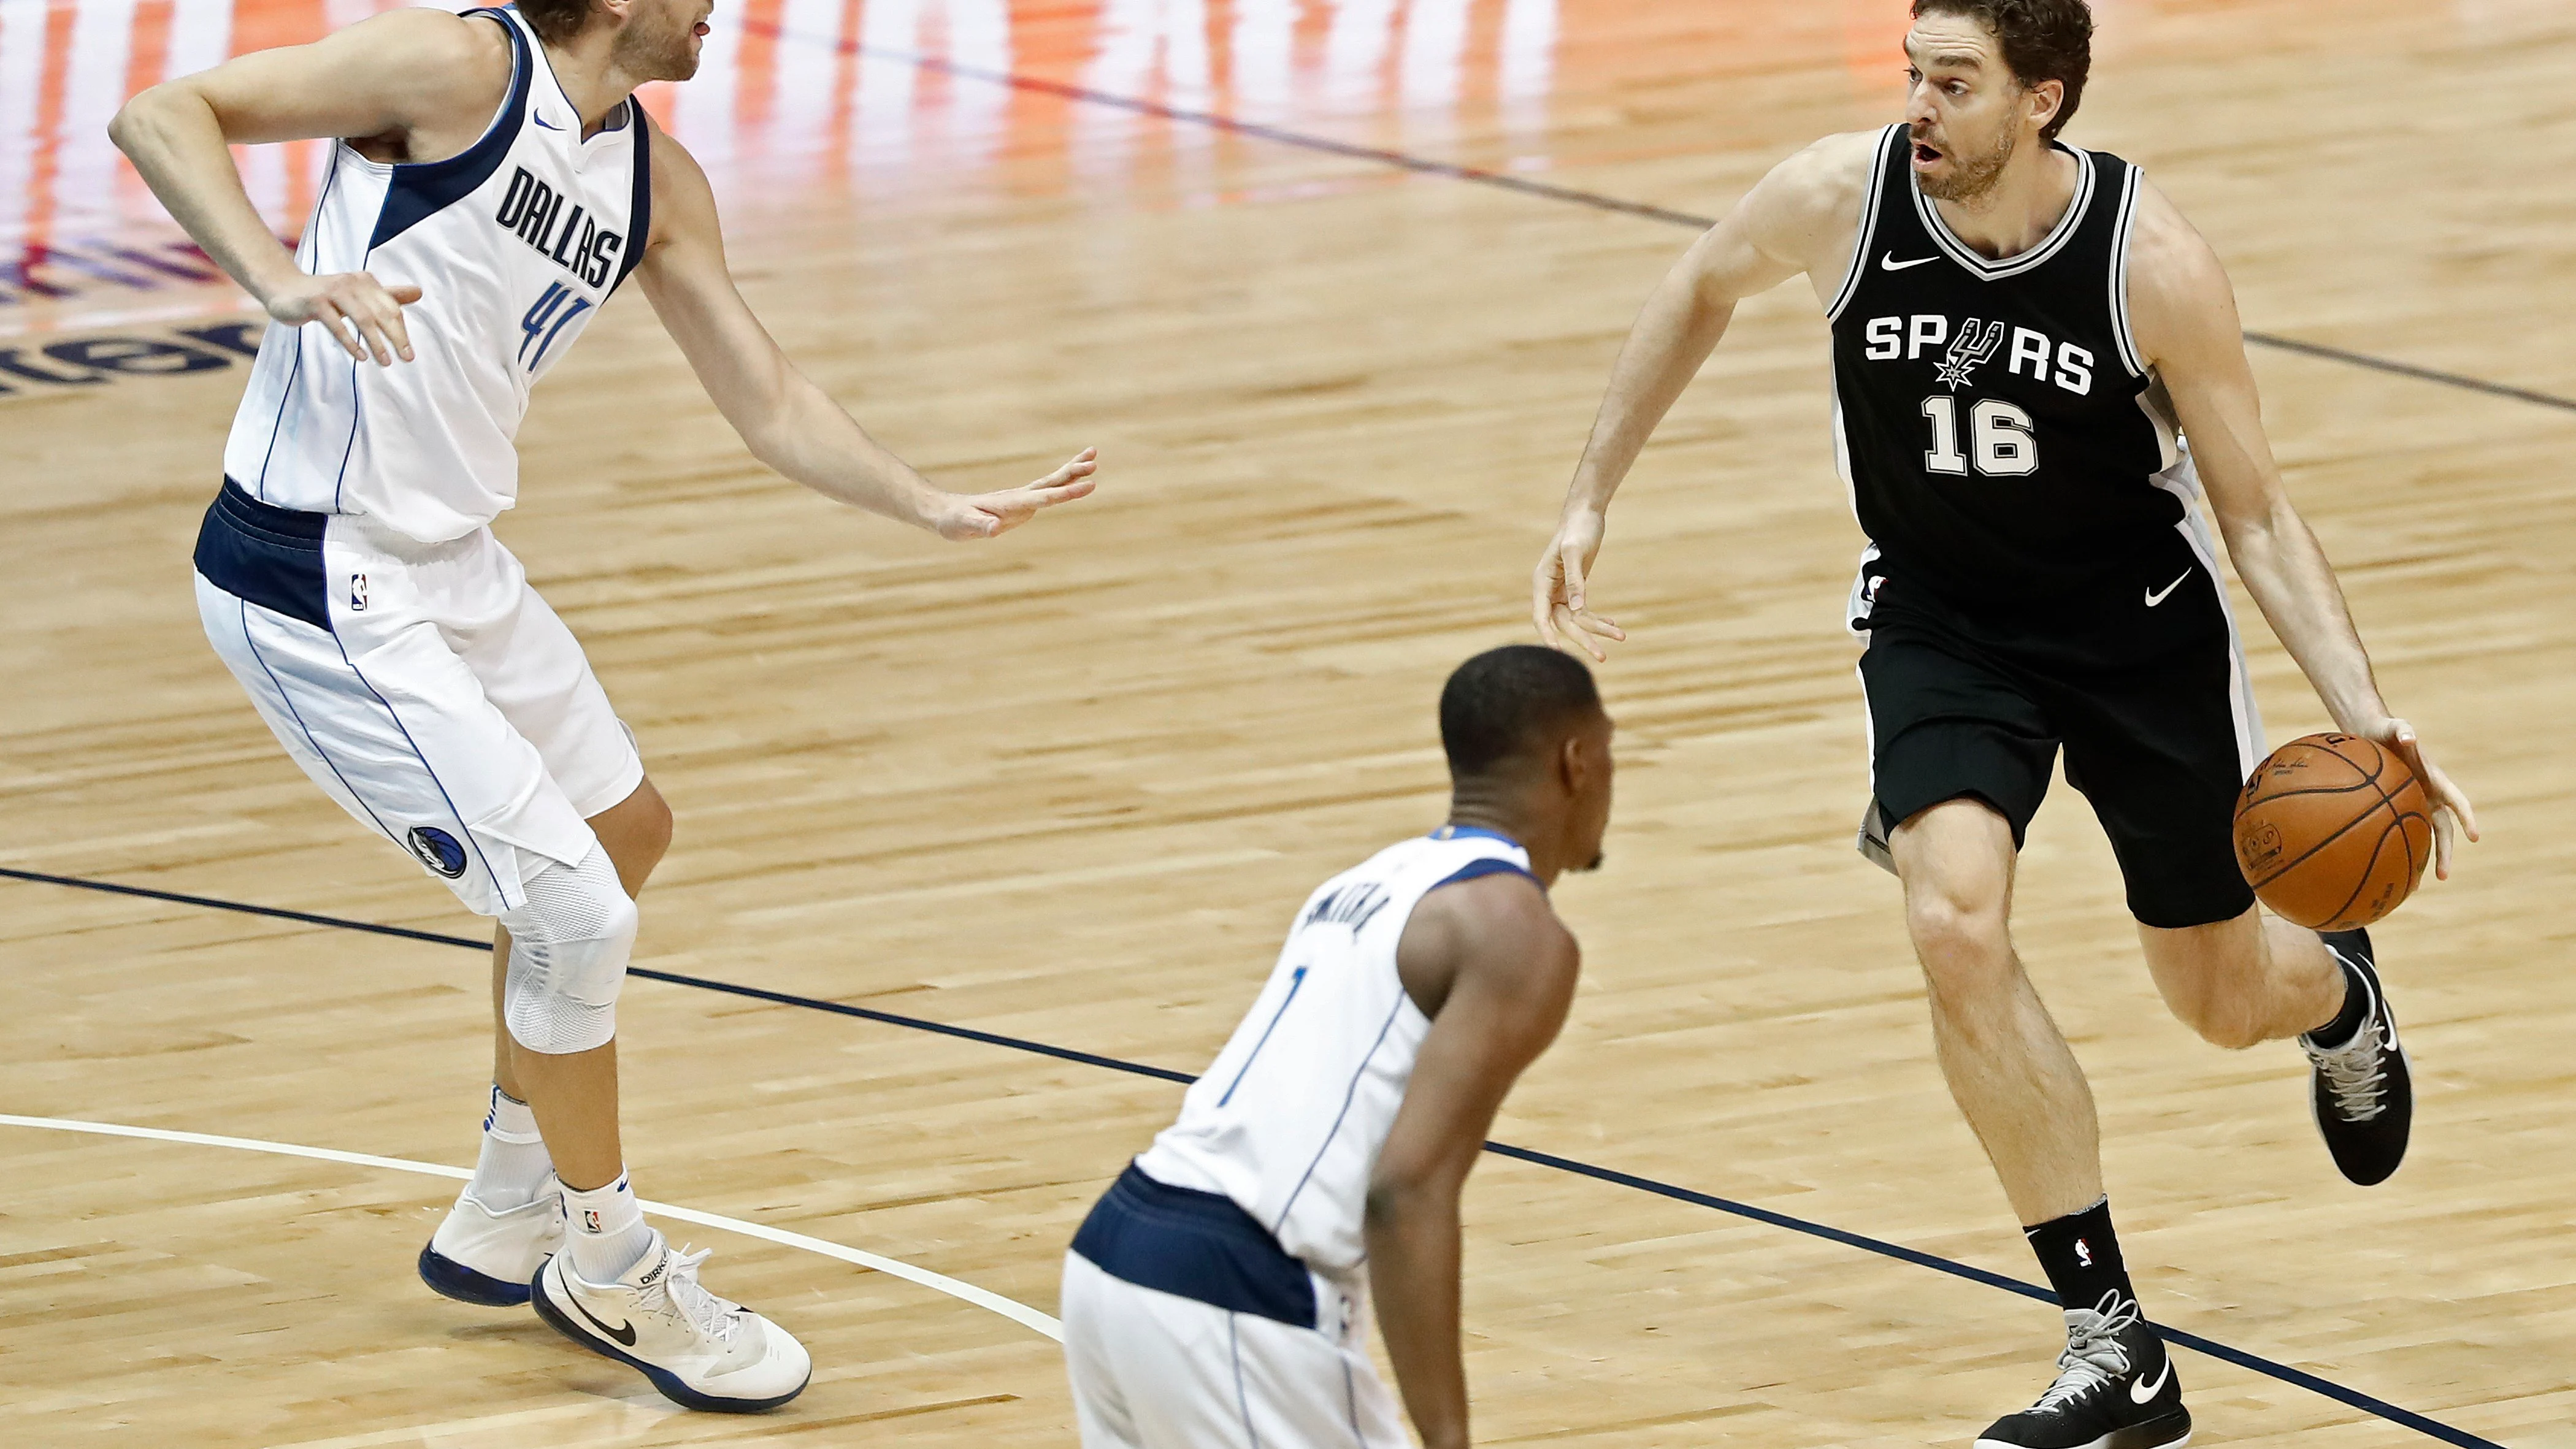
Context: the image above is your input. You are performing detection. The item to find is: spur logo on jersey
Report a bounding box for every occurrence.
[1934,319,2006,391]
[493,167,624,289]
[1861,313,2095,397]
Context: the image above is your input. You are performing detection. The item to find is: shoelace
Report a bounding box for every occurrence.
[644,1245,746,1346]
[2033,1293,2141,1409]
[2307,1015,2390,1122]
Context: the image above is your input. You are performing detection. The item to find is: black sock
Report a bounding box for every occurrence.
[2023,1197,2137,1317]
[2305,958,2367,1050]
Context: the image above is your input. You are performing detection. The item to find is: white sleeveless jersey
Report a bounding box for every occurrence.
[1135,827,1538,1278]
[221,6,650,543]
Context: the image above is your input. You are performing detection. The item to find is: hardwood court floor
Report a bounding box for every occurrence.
[4,1,2573,1444]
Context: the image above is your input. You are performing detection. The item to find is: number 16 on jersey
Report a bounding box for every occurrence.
[1922,395,2037,477]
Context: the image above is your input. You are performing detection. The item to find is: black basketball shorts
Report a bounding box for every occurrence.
[1855,582,2264,930]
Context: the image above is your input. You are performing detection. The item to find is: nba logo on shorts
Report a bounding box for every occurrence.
[350,573,369,611]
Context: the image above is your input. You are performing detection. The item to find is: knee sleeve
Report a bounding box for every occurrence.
[500,844,637,1055]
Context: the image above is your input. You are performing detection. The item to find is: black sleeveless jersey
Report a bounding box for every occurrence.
[1828,124,2187,614]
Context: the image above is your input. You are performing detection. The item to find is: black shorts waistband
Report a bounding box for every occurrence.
[1070,1163,1318,1329]
[213,476,331,541]
[196,478,332,630]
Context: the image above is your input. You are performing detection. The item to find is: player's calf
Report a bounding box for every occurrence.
[2139,907,2345,1050]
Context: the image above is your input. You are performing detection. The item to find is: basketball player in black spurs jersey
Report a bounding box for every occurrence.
[1530,3,2478,1447]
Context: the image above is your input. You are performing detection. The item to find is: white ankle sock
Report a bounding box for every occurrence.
[464,1085,553,1211]
[562,1171,654,1282]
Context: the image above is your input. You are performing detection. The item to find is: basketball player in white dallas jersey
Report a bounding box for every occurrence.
[1062,645,1612,1449]
[111,0,1095,1412]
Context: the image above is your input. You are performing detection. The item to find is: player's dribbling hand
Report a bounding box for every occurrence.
[264,270,421,367]
[2358,716,2478,879]
[928,448,1100,541]
[1531,508,1626,661]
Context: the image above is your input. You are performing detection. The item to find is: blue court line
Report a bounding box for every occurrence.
[0,865,2508,1448]
[749,20,2576,420]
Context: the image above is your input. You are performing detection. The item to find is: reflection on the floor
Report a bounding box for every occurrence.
[1,0,1582,299]
[14,0,2532,332]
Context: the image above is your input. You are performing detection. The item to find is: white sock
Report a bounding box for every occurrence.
[464,1085,553,1211]
[562,1171,655,1282]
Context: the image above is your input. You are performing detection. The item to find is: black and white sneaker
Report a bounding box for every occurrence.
[2300,930,2412,1187]
[1976,1293,2190,1449]
[531,1232,811,1412]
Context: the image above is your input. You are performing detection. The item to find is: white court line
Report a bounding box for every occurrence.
[0,1113,1062,1341]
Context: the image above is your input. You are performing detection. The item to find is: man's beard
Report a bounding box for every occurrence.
[614,12,700,82]
[1917,121,2017,203]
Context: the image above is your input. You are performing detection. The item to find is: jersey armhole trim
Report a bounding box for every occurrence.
[2109,164,2147,377]
[611,105,652,294]
[364,8,532,252]
[1823,124,1900,323]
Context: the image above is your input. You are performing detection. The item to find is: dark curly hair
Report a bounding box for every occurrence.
[1912,0,2093,141]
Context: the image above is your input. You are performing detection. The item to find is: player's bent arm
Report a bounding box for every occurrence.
[1367,876,1581,1449]
[2130,185,2478,863]
[110,10,509,362]
[636,135,1097,541]
[1537,131,1875,656]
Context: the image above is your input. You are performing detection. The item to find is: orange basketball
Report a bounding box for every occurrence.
[2234,733,2433,931]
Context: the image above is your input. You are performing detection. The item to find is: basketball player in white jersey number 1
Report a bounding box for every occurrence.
[112,0,1096,1412]
[1062,646,1611,1449]
[1529,3,2476,1446]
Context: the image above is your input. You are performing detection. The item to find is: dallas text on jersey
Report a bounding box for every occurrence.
[494,166,624,291]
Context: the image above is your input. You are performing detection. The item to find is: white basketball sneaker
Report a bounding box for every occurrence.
[418,1177,563,1307]
[531,1231,812,1412]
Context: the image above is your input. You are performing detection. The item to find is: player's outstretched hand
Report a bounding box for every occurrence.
[264,270,421,367]
[928,448,1100,541]
[2363,717,2478,879]
[1531,508,1626,661]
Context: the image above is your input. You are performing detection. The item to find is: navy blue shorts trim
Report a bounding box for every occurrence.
[1071,1163,1317,1329]
[194,478,332,631]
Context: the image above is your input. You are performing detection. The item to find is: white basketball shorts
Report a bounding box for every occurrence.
[1060,1251,1408,1449]
[191,479,642,916]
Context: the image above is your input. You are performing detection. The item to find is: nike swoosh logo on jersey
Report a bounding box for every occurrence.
[1880,251,1938,271]
[566,1287,638,1347]
[2144,568,2193,606]
[532,111,564,131]
[2130,1355,2173,1404]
